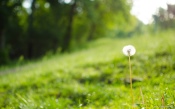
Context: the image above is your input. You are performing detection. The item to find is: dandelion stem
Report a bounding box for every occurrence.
[140,87,144,105]
[161,94,165,109]
[128,54,134,108]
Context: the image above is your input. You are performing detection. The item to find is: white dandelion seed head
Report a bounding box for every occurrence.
[122,45,136,56]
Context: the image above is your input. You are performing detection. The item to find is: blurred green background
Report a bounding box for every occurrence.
[0,0,174,65]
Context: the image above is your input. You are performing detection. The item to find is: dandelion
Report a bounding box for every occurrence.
[122,45,136,108]
[122,45,136,56]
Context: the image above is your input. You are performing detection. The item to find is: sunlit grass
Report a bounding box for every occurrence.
[0,30,175,108]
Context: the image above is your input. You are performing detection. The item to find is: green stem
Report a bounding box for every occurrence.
[129,55,134,108]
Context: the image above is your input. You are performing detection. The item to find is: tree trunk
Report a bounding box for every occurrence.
[27,0,36,58]
[0,29,5,49]
[62,1,76,52]
[88,23,96,41]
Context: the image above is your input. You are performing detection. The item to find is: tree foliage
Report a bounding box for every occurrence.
[153,4,175,30]
[0,0,133,65]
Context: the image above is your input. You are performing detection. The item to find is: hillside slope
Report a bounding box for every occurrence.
[0,31,175,108]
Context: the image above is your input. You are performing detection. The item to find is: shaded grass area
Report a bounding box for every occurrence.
[0,31,175,108]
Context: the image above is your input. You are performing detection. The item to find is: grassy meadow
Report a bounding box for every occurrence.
[0,31,175,109]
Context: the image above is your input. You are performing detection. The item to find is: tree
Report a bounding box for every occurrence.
[153,4,175,29]
[27,0,36,58]
[71,0,132,45]
[62,0,77,51]
[0,0,23,64]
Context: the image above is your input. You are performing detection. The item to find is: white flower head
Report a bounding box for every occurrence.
[122,45,136,56]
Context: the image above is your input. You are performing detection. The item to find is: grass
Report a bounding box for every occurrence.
[0,31,175,108]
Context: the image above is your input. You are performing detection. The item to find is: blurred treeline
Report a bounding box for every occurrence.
[153,4,175,30]
[1,0,175,65]
[0,0,137,65]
